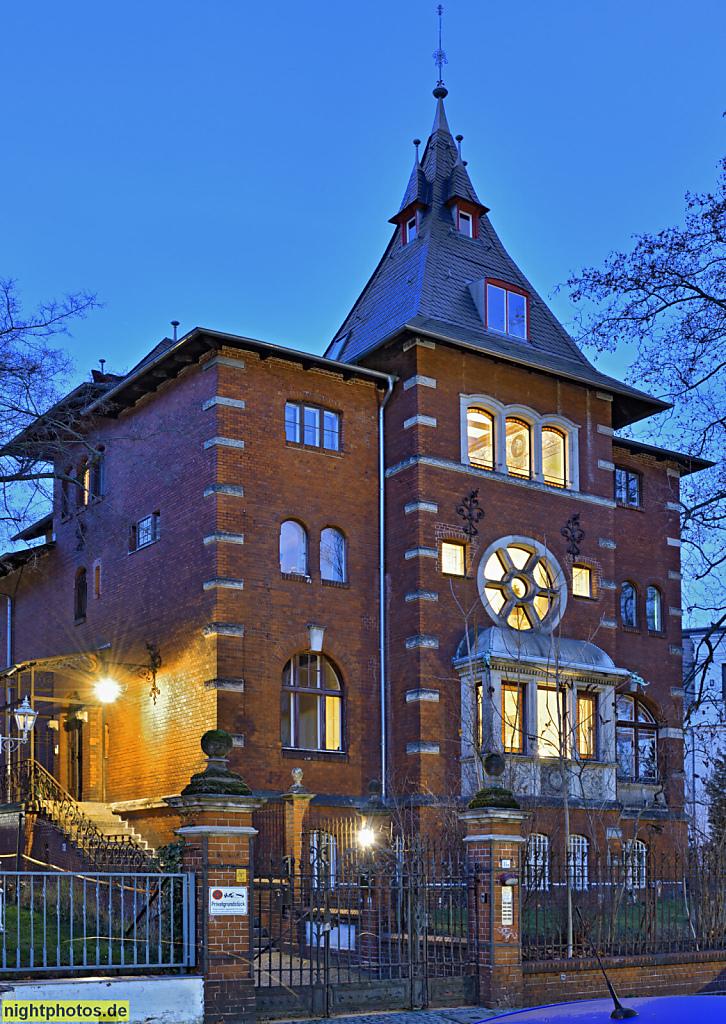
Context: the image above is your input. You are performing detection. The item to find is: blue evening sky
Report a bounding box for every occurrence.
[3,0,725,390]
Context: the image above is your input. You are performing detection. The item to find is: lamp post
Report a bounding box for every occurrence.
[0,697,38,752]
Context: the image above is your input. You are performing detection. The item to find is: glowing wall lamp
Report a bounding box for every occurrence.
[1,697,38,751]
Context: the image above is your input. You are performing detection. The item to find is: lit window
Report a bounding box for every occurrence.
[467,407,494,470]
[458,210,472,237]
[320,527,346,582]
[441,541,466,576]
[505,418,531,478]
[281,653,343,751]
[616,695,657,781]
[286,403,340,452]
[93,560,102,599]
[646,586,663,631]
[502,683,524,753]
[542,427,566,487]
[567,835,589,890]
[482,541,559,631]
[280,520,308,575]
[524,833,550,890]
[537,686,565,757]
[621,582,638,627]
[486,283,528,340]
[74,567,87,622]
[615,468,640,507]
[572,565,592,598]
[130,512,161,552]
[577,694,596,760]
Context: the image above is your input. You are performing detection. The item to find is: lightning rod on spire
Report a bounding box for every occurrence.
[433,4,448,86]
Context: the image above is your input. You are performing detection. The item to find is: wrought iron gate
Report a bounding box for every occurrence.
[253,828,476,1017]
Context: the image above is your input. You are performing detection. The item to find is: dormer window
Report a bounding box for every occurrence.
[486,281,528,340]
[458,210,472,237]
[404,212,418,244]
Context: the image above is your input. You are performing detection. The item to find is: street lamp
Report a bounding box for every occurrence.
[1,697,38,751]
[358,827,375,848]
[94,677,122,703]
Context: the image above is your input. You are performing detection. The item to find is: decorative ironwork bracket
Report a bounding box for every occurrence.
[456,489,485,537]
[561,513,585,557]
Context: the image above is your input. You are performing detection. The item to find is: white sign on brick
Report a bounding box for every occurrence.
[209,886,248,915]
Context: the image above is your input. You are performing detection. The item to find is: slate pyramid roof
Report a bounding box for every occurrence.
[326,89,667,428]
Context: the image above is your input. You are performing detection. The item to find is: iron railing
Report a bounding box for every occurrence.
[522,847,726,960]
[0,870,195,972]
[4,760,154,872]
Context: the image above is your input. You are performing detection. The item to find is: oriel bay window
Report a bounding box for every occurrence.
[537,686,566,758]
[502,683,524,753]
[281,653,343,752]
[576,693,597,760]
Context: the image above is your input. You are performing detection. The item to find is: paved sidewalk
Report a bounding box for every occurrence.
[270,1007,498,1024]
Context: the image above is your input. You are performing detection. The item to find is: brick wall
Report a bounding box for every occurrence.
[524,952,726,1005]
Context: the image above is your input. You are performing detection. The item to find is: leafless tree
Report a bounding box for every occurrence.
[564,157,726,722]
[0,277,100,539]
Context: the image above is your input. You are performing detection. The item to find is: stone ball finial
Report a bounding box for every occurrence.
[201,729,233,758]
[433,84,448,99]
[368,780,382,796]
[292,767,303,785]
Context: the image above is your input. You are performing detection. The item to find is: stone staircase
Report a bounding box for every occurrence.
[79,802,154,855]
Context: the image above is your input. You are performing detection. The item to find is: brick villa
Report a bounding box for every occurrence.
[0,82,709,864]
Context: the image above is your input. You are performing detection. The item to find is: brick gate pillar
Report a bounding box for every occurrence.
[168,730,265,1024]
[282,767,314,871]
[460,790,528,1012]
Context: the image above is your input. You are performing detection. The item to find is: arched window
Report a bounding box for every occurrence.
[616,695,657,781]
[542,427,566,488]
[625,838,647,890]
[320,527,346,583]
[74,568,87,622]
[467,408,495,470]
[621,582,638,627]
[524,833,550,890]
[646,586,663,632]
[279,521,308,575]
[567,834,589,890]
[90,447,105,499]
[281,653,343,751]
[505,418,531,478]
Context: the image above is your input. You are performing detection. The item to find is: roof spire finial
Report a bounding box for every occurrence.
[413,138,421,163]
[432,4,448,99]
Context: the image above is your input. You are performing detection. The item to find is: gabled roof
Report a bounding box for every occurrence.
[326,89,669,430]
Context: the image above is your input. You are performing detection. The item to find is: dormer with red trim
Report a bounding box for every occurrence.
[444,140,489,238]
[389,140,430,245]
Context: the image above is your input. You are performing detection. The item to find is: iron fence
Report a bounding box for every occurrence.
[521,847,726,960]
[0,870,195,972]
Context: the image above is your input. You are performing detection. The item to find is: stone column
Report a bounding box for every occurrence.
[167,730,265,1024]
[282,767,314,871]
[460,789,528,1012]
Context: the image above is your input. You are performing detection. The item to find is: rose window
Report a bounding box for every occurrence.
[478,539,564,631]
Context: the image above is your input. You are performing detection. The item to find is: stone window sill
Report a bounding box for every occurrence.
[282,747,349,762]
[281,572,312,583]
[322,578,350,588]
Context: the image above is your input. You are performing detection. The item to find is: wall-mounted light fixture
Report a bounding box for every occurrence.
[307,624,326,653]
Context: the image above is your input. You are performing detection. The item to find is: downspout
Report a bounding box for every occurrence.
[379,376,395,800]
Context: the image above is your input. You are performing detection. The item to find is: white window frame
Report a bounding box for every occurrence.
[404,211,418,243]
[130,512,161,552]
[460,395,580,491]
[457,208,473,237]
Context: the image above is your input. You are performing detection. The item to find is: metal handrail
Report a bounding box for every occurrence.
[4,759,155,872]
